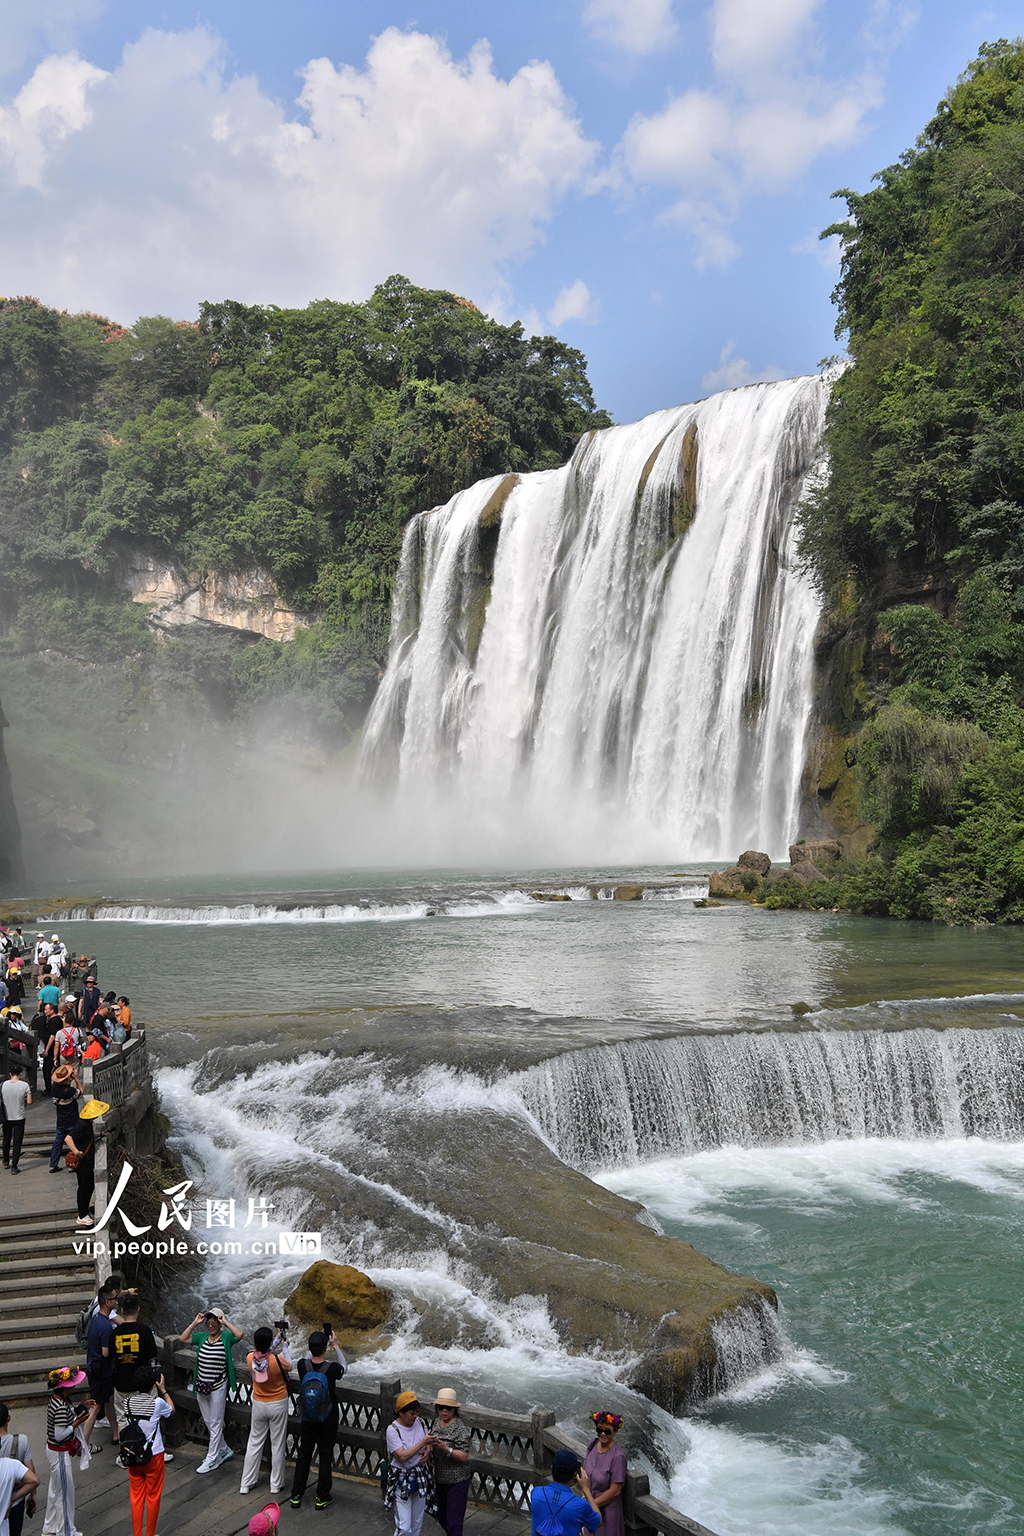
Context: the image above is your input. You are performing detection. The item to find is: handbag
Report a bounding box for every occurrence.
[64,1147,82,1169]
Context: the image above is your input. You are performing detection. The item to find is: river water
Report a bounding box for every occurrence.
[53,870,1024,1536]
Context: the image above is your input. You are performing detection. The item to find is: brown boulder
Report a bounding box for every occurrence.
[286,1261,390,1349]
[709,868,745,897]
[613,884,643,901]
[790,839,842,868]
[530,892,572,901]
[737,850,771,876]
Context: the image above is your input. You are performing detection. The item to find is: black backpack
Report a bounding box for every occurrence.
[118,1408,154,1469]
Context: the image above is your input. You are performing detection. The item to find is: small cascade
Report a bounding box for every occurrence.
[513,1026,1024,1171]
[360,376,829,862]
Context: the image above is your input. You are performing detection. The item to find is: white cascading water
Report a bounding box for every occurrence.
[360,374,829,862]
[513,1026,1024,1172]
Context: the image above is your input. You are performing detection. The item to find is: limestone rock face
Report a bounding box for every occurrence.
[286,1260,390,1349]
[790,839,842,868]
[123,557,306,643]
[737,850,771,876]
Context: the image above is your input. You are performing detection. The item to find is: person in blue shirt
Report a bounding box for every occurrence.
[531,1450,601,1535]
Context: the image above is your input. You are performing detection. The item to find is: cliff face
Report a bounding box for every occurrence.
[0,699,25,884]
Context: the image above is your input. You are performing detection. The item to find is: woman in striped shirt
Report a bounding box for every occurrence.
[178,1308,243,1474]
[43,1366,89,1536]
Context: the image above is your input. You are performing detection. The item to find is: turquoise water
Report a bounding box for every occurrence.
[603,1141,1024,1534]
[49,873,1024,1535]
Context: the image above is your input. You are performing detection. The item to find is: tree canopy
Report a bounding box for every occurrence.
[0,277,610,734]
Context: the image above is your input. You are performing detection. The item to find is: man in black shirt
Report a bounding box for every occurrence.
[33,1004,60,1093]
[288,1330,347,1511]
[111,1294,158,1425]
[78,977,101,1030]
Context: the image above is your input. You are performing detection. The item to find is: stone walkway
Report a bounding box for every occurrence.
[11,1400,530,1536]
[1,1092,91,1408]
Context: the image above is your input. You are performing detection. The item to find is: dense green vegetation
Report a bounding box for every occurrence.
[797,39,1024,922]
[0,276,610,737]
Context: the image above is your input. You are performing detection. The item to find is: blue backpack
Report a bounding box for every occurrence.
[299,1365,332,1422]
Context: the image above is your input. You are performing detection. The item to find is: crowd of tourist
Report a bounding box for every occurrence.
[0,1275,627,1536]
[0,930,626,1536]
[0,926,133,1223]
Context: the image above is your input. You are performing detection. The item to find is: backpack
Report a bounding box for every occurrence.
[251,1353,270,1384]
[76,1297,98,1348]
[534,1485,574,1536]
[299,1364,332,1422]
[58,1027,77,1059]
[118,1407,154,1469]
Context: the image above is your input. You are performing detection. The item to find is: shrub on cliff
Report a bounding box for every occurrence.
[0,277,610,739]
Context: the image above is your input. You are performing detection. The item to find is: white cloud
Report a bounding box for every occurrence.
[0,52,107,189]
[712,0,824,76]
[583,0,677,55]
[0,0,107,78]
[702,341,786,391]
[548,278,596,326]
[0,26,598,321]
[619,0,892,265]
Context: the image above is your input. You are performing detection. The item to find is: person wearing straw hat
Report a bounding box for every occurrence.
[427,1389,471,1536]
[43,1366,89,1536]
[62,1099,109,1227]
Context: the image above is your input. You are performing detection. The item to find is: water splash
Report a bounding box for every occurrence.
[361,376,828,862]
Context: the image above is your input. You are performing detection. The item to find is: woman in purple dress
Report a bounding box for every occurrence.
[582,1412,627,1534]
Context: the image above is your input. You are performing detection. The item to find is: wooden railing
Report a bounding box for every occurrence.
[157,1343,720,1536]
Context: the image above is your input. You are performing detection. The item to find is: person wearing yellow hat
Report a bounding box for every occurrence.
[383,1391,436,1536]
[428,1390,471,1536]
[63,1100,108,1227]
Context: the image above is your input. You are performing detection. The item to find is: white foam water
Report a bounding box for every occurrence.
[361,376,829,864]
[513,1025,1024,1171]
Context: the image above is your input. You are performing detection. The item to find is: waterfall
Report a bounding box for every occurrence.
[513,1026,1024,1172]
[360,375,829,863]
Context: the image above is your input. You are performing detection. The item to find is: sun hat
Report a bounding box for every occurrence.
[248,1502,280,1536]
[552,1449,580,1473]
[396,1390,420,1411]
[434,1388,461,1408]
[79,1098,110,1120]
[52,1064,73,1082]
[48,1366,87,1391]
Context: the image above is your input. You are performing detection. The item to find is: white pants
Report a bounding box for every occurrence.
[239,1397,289,1493]
[43,1446,79,1536]
[394,1490,426,1536]
[197,1382,228,1462]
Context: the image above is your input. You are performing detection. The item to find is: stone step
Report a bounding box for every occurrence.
[0,1259,93,1292]
[0,1219,81,1241]
[0,1353,85,1387]
[1,1234,89,1257]
[0,1205,77,1229]
[0,1288,92,1312]
[7,1331,83,1356]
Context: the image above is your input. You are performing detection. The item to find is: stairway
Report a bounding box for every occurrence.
[0,1106,93,1406]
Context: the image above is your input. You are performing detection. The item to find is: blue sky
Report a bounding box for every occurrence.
[0,1,1020,422]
